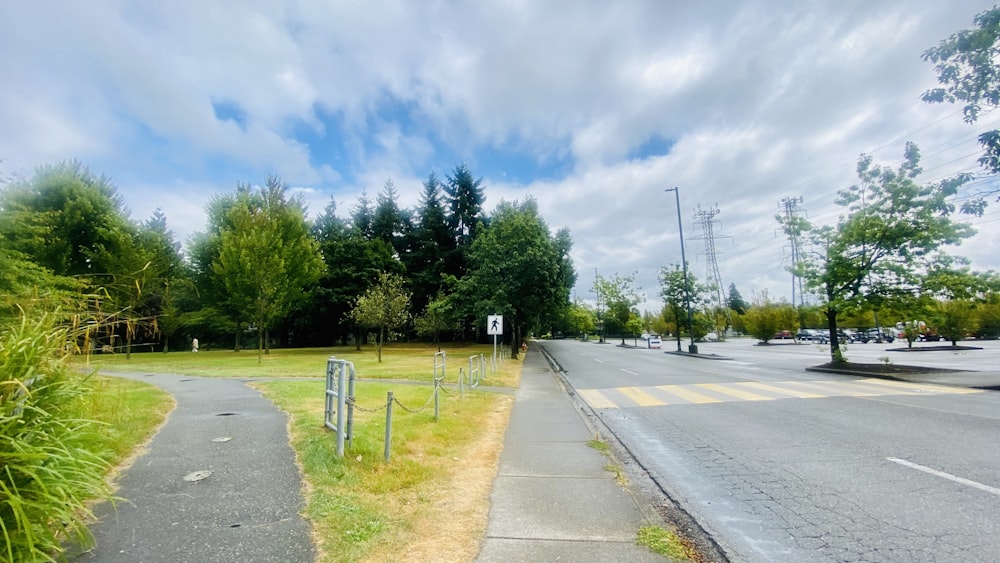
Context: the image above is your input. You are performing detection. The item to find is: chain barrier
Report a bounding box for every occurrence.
[324,350,490,461]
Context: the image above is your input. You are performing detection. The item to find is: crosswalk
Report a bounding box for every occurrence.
[575,378,982,409]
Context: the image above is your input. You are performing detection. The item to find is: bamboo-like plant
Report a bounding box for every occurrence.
[1,312,112,562]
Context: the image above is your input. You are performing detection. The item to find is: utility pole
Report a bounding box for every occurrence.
[665,187,696,354]
[779,196,806,308]
[691,205,731,326]
[593,267,603,343]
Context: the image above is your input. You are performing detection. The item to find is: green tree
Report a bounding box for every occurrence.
[923,6,1000,213]
[372,179,408,249]
[350,272,411,362]
[779,143,974,362]
[727,282,748,315]
[931,299,977,345]
[658,263,706,351]
[743,291,798,344]
[445,163,486,248]
[976,299,1000,338]
[304,198,404,348]
[414,292,458,351]
[460,198,571,358]
[351,189,375,240]
[625,313,645,346]
[403,173,457,314]
[212,176,323,363]
[594,272,642,344]
[0,161,135,278]
[566,300,597,339]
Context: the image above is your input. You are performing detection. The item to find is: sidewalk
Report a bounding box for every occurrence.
[476,348,667,562]
[74,374,315,562]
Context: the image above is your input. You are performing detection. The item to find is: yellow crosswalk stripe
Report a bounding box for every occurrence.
[619,386,668,406]
[654,385,722,404]
[695,383,774,401]
[577,388,619,409]
[573,378,982,410]
[857,377,981,394]
[736,381,824,399]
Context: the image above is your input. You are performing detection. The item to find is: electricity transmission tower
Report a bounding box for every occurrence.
[779,196,806,308]
[691,205,730,322]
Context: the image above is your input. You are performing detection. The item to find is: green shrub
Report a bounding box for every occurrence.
[1,313,112,562]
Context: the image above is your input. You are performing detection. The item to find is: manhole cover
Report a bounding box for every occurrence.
[212,436,232,443]
[183,470,213,482]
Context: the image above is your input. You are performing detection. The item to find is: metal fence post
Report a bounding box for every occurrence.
[385,391,394,462]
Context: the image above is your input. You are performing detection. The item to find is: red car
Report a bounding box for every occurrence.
[773,330,793,339]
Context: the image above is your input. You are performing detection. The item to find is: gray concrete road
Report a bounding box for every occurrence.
[539,338,1000,562]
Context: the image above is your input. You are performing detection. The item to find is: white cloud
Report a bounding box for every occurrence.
[3,0,1000,316]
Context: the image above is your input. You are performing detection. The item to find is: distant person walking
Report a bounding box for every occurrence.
[192,338,199,353]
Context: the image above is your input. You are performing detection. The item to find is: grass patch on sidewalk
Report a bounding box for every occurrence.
[255,374,514,562]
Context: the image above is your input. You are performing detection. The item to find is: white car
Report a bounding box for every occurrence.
[648,335,662,349]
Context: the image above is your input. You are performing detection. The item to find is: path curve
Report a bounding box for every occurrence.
[76,372,315,562]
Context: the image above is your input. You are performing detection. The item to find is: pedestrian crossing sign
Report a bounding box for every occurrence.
[487,315,503,335]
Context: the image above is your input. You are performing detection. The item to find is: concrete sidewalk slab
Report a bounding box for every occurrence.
[477,349,665,562]
[75,373,315,563]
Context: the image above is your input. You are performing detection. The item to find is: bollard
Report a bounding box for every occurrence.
[434,378,440,422]
[384,391,393,462]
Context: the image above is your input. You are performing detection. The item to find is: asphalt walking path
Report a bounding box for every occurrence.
[78,349,669,562]
[75,373,315,563]
[476,348,667,562]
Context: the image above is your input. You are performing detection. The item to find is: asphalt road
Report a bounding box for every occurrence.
[537,338,1000,562]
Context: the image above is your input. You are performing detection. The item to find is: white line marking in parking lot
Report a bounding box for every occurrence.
[593,358,604,364]
[887,457,1000,497]
[621,369,639,376]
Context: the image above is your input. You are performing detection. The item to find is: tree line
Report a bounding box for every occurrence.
[0,161,576,360]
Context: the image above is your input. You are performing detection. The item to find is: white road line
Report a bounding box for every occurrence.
[593,358,604,364]
[887,457,1000,497]
[620,369,639,376]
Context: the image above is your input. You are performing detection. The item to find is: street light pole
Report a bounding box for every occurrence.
[593,267,603,343]
[665,187,697,354]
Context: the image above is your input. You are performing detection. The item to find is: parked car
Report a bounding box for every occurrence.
[918,331,945,342]
[858,329,894,343]
[796,329,816,341]
[774,330,793,340]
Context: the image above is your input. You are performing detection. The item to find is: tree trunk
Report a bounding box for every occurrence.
[826,303,844,364]
[234,321,241,352]
[511,324,520,360]
[377,326,384,362]
[257,327,263,365]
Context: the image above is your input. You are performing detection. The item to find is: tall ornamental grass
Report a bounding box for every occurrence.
[1,313,112,562]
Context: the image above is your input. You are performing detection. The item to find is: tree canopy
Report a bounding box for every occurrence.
[923,6,1000,214]
[779,143,975,361]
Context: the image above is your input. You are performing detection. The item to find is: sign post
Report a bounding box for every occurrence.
[487,314,503,372]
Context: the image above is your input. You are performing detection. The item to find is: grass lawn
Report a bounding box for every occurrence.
[70,375,174,468]
[81,342,521,562]
[79,342,520,387]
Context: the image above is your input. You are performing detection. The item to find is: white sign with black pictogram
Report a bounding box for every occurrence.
[487,315,503,335]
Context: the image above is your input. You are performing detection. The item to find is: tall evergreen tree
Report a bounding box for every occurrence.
[372,179,405,248]
[351,189,375,240]
[445,163,486,248]
[404,173,457,314]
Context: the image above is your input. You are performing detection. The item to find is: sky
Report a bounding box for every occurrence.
[3,0,1000,314]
